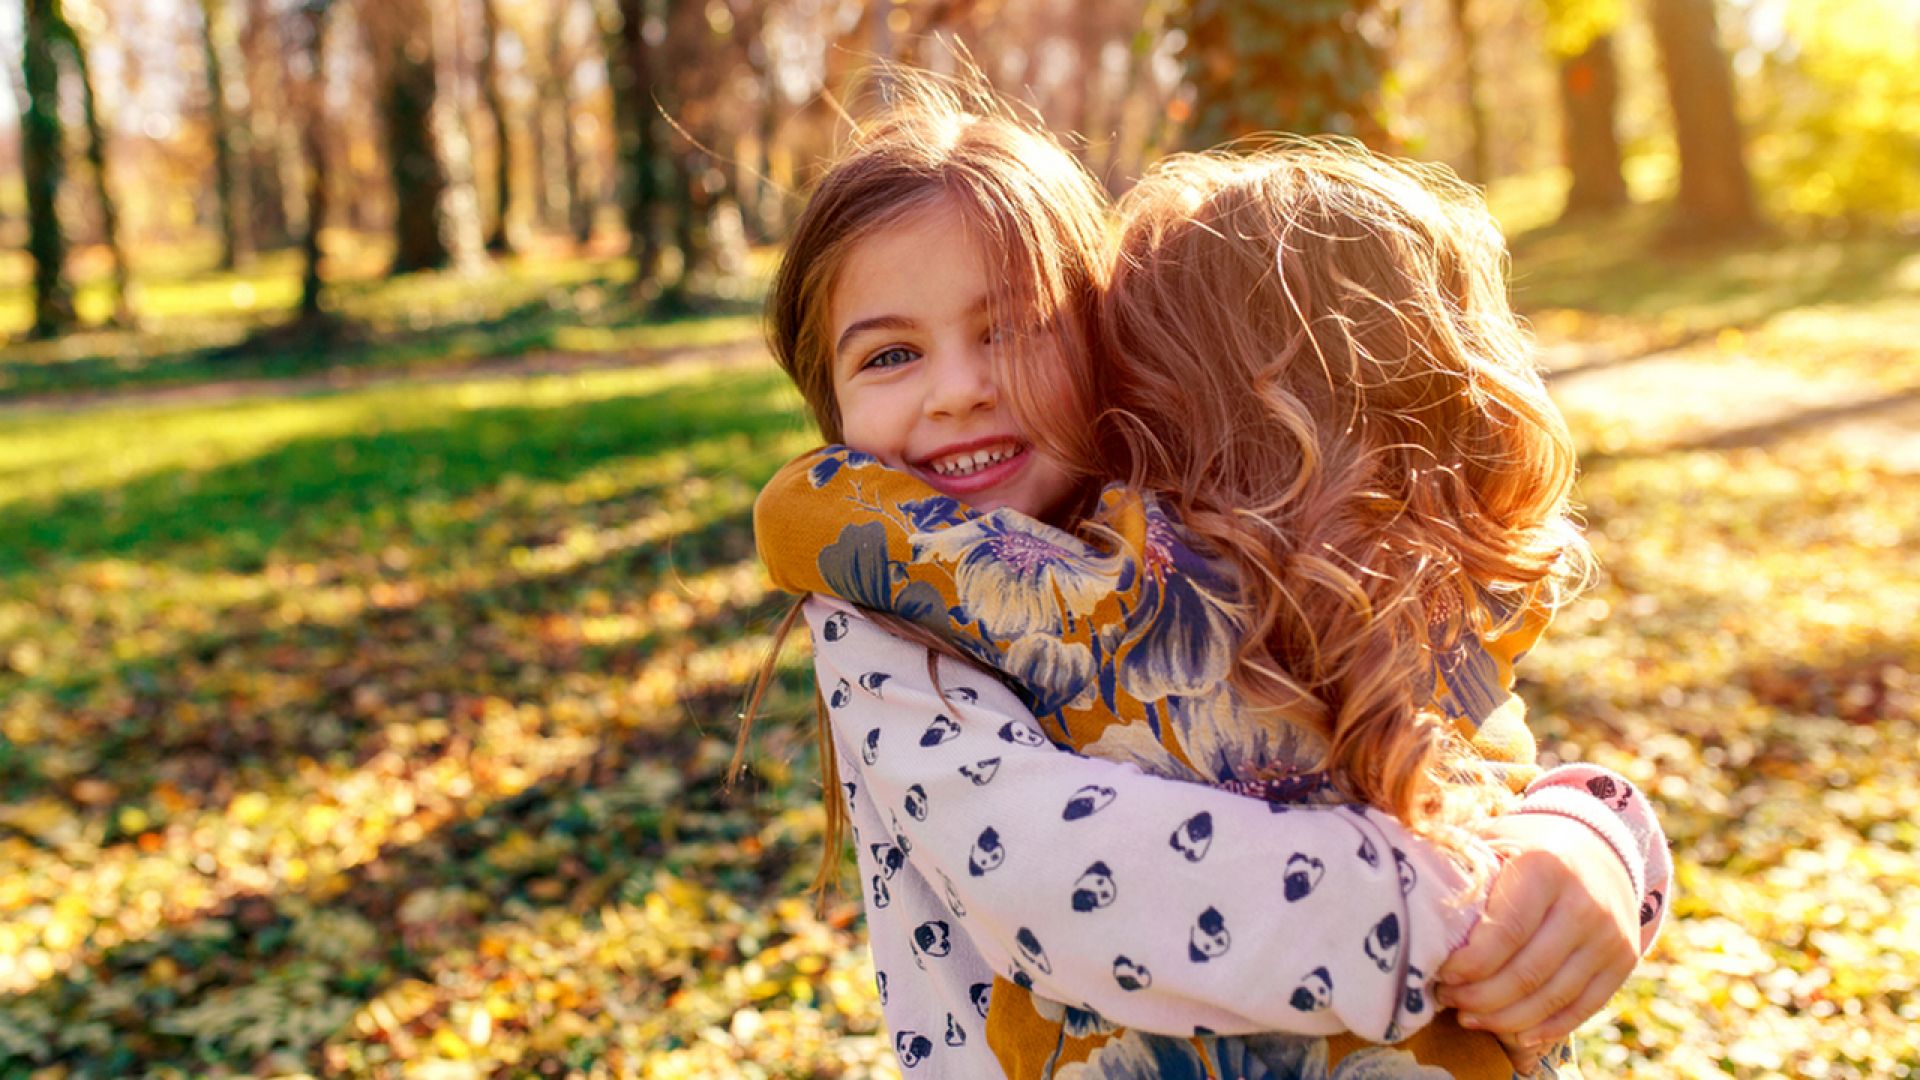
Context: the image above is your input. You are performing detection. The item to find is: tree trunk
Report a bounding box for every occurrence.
[1449,0,1493,185]
[21,0,77,337]
[296,0,333,321]
[200,0,254,269]
[1647,0,1760,239]
[430,0,486,270]
[242,0,292,249]
[1557,33,1629,218]
[607,0,662,287]
[372,0,451,273]
[478,0,516,253]
[60,12,133,326]
[549,0,592,246]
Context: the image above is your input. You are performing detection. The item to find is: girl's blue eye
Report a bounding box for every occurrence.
[865,346,918,370]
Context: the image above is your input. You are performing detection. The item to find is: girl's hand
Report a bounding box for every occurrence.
[1433,812,1640,1050]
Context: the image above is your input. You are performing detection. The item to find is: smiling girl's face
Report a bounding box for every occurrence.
[828,197,1084,525]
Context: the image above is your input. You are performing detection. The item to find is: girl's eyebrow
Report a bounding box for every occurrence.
[835,315,918,360]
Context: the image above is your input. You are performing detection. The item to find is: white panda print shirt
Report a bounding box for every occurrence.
[809,597,1497,1076]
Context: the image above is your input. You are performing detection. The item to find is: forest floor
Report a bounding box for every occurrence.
[0,209,1915,1078]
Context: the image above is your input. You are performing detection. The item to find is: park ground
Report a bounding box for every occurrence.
[0,189,1916,1077]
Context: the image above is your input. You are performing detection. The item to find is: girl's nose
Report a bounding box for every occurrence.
[924,345,999,419]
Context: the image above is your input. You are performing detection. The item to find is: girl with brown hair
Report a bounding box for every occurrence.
[747,71,1669,1079]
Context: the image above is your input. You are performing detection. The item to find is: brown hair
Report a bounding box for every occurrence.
[1096,141,1593,845]
[741,66,1116,899]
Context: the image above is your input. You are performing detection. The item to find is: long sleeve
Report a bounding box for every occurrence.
[1516,765,1675,952]
[813,598,1494,1054]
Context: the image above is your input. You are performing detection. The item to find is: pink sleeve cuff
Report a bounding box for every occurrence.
[1516,764,1674,951]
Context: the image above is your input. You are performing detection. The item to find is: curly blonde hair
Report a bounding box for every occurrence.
[1097,141,1593,841]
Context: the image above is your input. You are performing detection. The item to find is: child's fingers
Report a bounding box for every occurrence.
[1436,869,1555,986]
[1455,934,1605,1034]
[1441,899,1588,1018]
[1506,948,1640,1049]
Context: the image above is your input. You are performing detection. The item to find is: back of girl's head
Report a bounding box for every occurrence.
[1099,141,1591,839]
[767,66,1112,473]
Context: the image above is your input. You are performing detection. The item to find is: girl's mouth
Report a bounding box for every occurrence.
[912,439,1030,496]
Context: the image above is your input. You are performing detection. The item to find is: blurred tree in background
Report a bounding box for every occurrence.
[0,0,1914,341]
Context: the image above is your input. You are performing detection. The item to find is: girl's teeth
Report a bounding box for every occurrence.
[935,446,1017,476]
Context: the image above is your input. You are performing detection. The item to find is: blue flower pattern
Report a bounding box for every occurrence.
[771,448,1571,1080]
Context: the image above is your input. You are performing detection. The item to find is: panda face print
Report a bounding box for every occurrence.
[920,713,961,747]
[1393,847,1417,896]
[858,671,891,697]
[904,784,929,821]
[894,1031,932,1069]
[1015,926,1053,975]
[944,1012,966,1047]
[948,686,978,704]
[914,919,952,958]
[842,781,857,808]
[958,757,1001,785]
[1112,955,1152,992]
[1357,834,1379,868]
[1283,853,1326,903]
[1062,784,1117,821]
[822,611,850,642]
[861,728,881,766]
[940,871,967,917]
[1642,888,1664,926]
[830,678,852,709]
[967,827,1006,876]
[998,720,1047,748]
[870,873,891,909]
[1071,860,1117,912]
[1188,906,1231,962]
[1403,964,1427,1016]
[1170,811,1214,862]
[1365,912,1401,973]
[876,969,888,1004]
[1289,966,1333,1012]
[1586,774,1632,810]
[870,841,904,879]
[969,981,992,1018]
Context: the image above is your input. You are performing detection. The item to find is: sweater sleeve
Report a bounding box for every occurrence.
[1515,765,1675,952]
[810,597,1494,1045]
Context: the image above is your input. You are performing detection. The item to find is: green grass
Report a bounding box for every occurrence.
[0,237,773,401]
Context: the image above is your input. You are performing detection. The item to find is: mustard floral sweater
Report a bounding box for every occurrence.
[754,446,1672,1080]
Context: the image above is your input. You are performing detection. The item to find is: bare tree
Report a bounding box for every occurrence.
[60,3,133,325]
[606,0,663,286]
[200,0,254,268]
[20,0,77,337]
[295,0,334,321]
[1647,0,1760,238]
[365,0,483,273]
[477,0,517,253]
[546,0,593,246]
[1557,32,1629,217]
